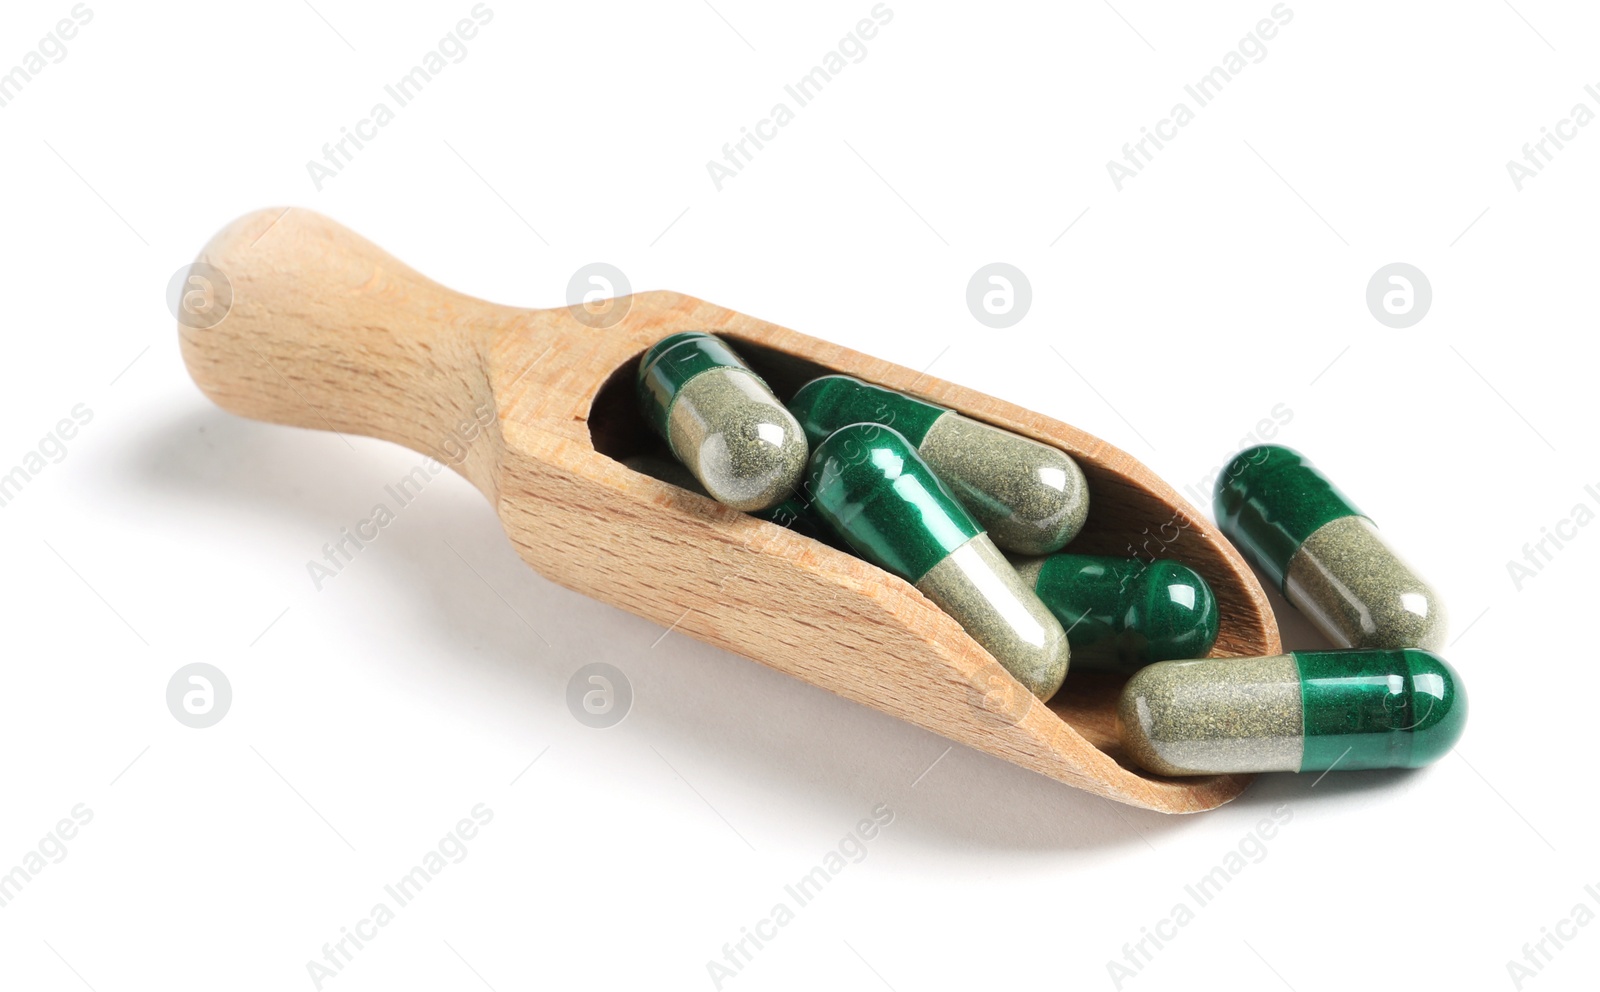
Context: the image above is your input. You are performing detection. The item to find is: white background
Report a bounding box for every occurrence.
[1,1,1595,990]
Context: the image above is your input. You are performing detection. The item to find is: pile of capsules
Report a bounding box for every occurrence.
[634,332,1466,779]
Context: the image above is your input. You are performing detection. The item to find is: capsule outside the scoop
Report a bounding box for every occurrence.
[808,422,1070,701]
[1214,444,1447,651]
[1012,554,1218,673]
[790,374,1088,555]
[1117,649,1467,776]
[636,333,808,512]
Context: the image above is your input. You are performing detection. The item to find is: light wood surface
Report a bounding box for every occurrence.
[178,208,1281,813]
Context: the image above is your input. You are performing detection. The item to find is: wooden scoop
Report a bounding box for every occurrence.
[178,209,1280,813]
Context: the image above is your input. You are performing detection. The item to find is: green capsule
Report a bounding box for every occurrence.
[790,375,1088,555]
[637,333,808,512]
[1118,649,1467,776]
[1012,554,1218,673]
[1214,444,1447,651]
[809,422,1070,700]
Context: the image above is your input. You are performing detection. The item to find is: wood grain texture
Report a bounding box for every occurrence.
[179,208,1281,813]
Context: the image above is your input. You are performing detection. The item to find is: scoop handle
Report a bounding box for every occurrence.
[177,208,535,494]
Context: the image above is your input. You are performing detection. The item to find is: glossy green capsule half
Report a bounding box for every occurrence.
[790,375,1089,555]
[637,333,808,512]
[1118,649,1467,776]
[808,423,1070,700]
[1012,554,1218,673]
[1215,444,1447,651]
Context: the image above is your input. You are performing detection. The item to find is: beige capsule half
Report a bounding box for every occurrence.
[1285,515,1448,651]
[915,534,1071,701]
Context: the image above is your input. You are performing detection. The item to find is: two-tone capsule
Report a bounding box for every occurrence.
[637,332,808,512]
[789,374,1089,555]
[809,422,1070,700]
[1215,445,1447,650]
[1012,554,1218,673]
[1118,649,1467,776]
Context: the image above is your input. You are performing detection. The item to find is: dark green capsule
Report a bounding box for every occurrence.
[789,374,948,448]
[1214,444,1446,651]
[1213,444,1364,590]
[636,332,807,512]
[790,375,1088,555]
[809,423,1069,700]
[1117,648,1467,776]
[808,422,980,582]
[1013,554,1218,673]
